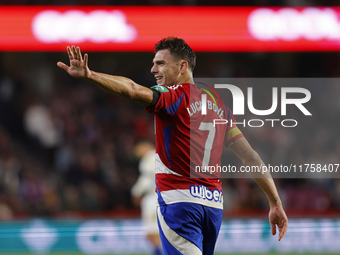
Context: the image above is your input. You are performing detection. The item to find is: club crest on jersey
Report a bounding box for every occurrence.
[190,185,223,203]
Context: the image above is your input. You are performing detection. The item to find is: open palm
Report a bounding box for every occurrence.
[57,45,91,79]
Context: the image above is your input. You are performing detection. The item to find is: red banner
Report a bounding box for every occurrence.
[1,6,340,52]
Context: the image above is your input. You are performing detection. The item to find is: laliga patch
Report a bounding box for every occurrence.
[151,85,169,93]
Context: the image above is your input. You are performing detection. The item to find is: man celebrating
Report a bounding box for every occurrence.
[58,37,288,255]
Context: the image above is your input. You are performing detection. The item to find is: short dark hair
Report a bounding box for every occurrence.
[154,37,196,71]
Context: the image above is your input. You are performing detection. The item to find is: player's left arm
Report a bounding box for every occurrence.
[228,137,288,241]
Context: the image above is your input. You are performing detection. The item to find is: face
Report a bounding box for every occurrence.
[151,49,181,86]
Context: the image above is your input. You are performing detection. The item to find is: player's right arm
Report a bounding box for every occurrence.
[57,45,154,107]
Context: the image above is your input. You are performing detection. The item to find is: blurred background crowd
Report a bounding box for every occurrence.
[0,0,339,219]
[1,50,339,218]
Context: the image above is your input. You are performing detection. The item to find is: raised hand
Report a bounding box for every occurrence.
[57,45,91,79]
[269,204,288,241]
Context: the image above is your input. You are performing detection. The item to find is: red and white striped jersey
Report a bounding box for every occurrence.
[146,83,243,209]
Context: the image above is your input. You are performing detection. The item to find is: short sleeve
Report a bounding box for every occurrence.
[225,105,244,146]
[146,85,186,116]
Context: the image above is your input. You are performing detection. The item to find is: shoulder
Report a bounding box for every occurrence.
[150,85,170,93]
[151,83,191,92]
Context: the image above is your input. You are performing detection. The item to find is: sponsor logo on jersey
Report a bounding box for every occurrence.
[189,185,223,203]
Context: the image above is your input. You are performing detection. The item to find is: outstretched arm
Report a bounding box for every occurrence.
[228,136,288,241]
[57,45,154,106]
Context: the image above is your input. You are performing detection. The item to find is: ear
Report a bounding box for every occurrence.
[179,60,188,74]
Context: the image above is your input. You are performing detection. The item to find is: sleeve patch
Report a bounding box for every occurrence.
[150,85,169,93]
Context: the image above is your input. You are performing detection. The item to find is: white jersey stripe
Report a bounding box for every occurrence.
[155,153,182,176]
[155,153,223,209]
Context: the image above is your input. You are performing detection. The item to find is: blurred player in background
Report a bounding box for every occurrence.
[57,37,288,255]
[131,142,162,255]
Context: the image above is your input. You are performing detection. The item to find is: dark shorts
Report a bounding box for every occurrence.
[157,202,223,255]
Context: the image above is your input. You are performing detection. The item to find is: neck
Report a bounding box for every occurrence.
[176,73,194,85]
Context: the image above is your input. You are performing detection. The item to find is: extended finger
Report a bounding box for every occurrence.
[72,45,79,60]
[67,46,74,60]
[271,223,276,236]
[76,47,83,62]
[84,53,88,67]
[278,220,288,241]
[57,61,69,71]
